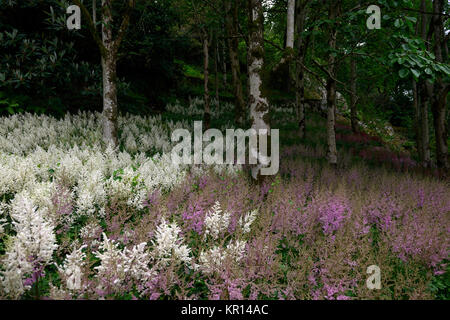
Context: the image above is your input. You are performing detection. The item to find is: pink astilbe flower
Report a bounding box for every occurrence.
[317,195,351,236]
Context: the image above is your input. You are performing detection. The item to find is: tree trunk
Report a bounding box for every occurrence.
[226,0,246,125]
[101,0,118,148]
[295,0,306,138]
[350,55,358,133]
[326,1,339,166]
[92,0,96,26]
[432,93,448,169]
[286,0,295,49]
[416,0,431,167]
[248,0,270,181]
[430,0,448,169]
[203,32,211,129]
[74,0,133,148]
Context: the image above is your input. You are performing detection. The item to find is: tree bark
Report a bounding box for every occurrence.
[430,0,448,169]
[101,0,118,148]
[225,0,246,125]
[416,0,431,167]
[286,0,295,49]
[326,1,339,166]
[74,0,134,148]
[248,0,270,181]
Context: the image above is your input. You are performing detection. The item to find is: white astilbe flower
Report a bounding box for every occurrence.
[48,283,70,300]
[1,241,27,298]
[204,202,231,240]
[152,218,192,266]
[125,133,138,153]
[197,246,225,274]
[0,195,57,298]
[122,242,155,282]
[94,233,124,287]
[79,220,102,248]
[57,245,87,291]
[196,240,247,274]
[94,233,153,290]
[75,169,106,217]
[227,240,247,261]
[238,209,258,234]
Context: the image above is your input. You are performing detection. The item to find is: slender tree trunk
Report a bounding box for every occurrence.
[432,92,448,169]
[412,8,422,164]
[350,55,358,133]
[417,0,431,167]
[272,0,295,74]
[431,0,448,169]
[203,32,211,129]
[326,1,339,166]
[75,0,133,148]
[92,0,96,26]
[225,0,245,125]
[286,0,295,50]
[295,0,306,138]
[248,0,270,181]
[101,0,118,148]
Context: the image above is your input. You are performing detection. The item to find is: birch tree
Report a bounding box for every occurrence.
[248,0,271,180]
[73,0,135,148]
[286,0,295,50]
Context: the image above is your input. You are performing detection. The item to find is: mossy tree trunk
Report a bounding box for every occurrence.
[74,0,134,148]
[248,0,270,181]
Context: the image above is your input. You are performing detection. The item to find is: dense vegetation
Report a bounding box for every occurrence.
[0,0,448,300]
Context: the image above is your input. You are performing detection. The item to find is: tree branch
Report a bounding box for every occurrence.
[73,0,106,58]
[113,0,135,55]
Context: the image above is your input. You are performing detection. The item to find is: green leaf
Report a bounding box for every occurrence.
[399,69,409,78]
[411,69,421,79]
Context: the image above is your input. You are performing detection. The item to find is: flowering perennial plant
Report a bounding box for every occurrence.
[0,107,448,300]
